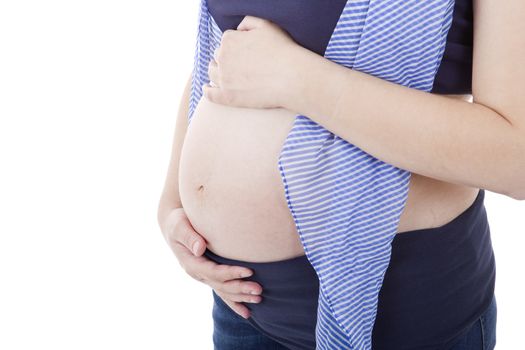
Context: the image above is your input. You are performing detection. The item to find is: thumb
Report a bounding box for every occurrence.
[183,225,207,256]
[191,236,207,256]
[172,212,207,256]
[236,15,266,31]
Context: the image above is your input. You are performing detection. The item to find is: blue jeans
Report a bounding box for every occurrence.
[211,290,497,350]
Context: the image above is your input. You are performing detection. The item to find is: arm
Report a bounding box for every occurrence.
[283,0,525,200]
[156,72,263,319]
[157,72,192,229]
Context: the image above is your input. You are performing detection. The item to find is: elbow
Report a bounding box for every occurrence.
[508,189,525,201]
[504,124,525,200]
[508,181,525,201]
[499,169,525,200]
[506,136,525,201]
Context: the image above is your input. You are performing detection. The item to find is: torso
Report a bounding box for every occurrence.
[178,93,478,262]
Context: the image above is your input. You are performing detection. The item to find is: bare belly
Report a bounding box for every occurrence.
[178,94,478,262]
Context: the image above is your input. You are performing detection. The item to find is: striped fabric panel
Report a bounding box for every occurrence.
[188,0,455,349]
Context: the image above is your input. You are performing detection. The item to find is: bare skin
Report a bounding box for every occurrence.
[159,0,524,321]
[178,93,480,262]
[204,1,525,198]
[158,73,480,318]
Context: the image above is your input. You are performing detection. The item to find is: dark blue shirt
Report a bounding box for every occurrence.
[207,0,474,94]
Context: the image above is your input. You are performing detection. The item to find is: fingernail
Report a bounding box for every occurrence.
[192,241,200,255]
[240,271,252,278]
[250,290,260,295]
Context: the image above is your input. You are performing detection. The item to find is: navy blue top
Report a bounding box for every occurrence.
[204,189,496,349]
[207,0,474,95]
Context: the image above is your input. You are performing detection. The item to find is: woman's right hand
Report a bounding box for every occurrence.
[161,207,263,319]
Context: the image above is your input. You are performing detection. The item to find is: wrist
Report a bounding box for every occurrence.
[283,47,349,124]
[277,45,314,110]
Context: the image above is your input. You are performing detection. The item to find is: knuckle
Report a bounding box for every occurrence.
[220,281,236,294]
[180,260,191,273]
[210,263,223,277]
[194,273,206,283]
[163,223,177,242]
[217,293,231,306]
[230,296,242,304]
[242,294,255,303]
[208,60,216,77]
[227,300,238,310]
[212,282,227,293]
[231,304,246,318]
[213,264,232,280]
[165,230,177,246]
[169,220,184,244]
[241,284,254,294]
[204,86,212,101]
[214,47,223,62]
[231,279,244,291]
[189,268,205,282]
[181,261,200,280]
[230,268,245,281]
[180,262,191,276]
[181,229,196,251]
[168,235,182,249]
[225,268,238,280]
[221,29,235,43]
[220,72,231,85]
[222,90,235,105]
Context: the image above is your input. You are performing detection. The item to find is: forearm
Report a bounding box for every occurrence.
[285,48,525,199]
[157,72,192,229]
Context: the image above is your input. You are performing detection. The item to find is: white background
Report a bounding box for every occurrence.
[0,1,523,349]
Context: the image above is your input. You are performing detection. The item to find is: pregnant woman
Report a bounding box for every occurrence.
[157,0,524,349]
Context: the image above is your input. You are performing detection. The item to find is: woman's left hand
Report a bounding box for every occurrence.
[204,15,305,109]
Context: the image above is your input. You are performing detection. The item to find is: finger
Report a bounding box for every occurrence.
[203,85,241,107]
[207,275,262,295]
[202,83,221,103]
[230,302,251,319]
[213,47,220,64]
[172,243,255,283]
[172,242,219,281]
[207,59,219,88]
[197,258,257,284]
[236,15,266,31]
[171,242,205,279]
[206,277,263,297]
[215,290,252,319]
[214,290,262,304]
[170,217,206,256]
[207,261,257,282]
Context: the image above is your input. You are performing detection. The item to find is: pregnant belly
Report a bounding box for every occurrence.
[178,94,480,262]
[178,96,305,262]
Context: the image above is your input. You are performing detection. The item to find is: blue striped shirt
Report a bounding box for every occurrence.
[188,0,455,348]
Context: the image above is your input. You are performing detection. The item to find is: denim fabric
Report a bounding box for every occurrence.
[204,248,319,350]
[206,189,496,349]
[211,290,288,350]
[211,290,497,350]
[448,294,497,350]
